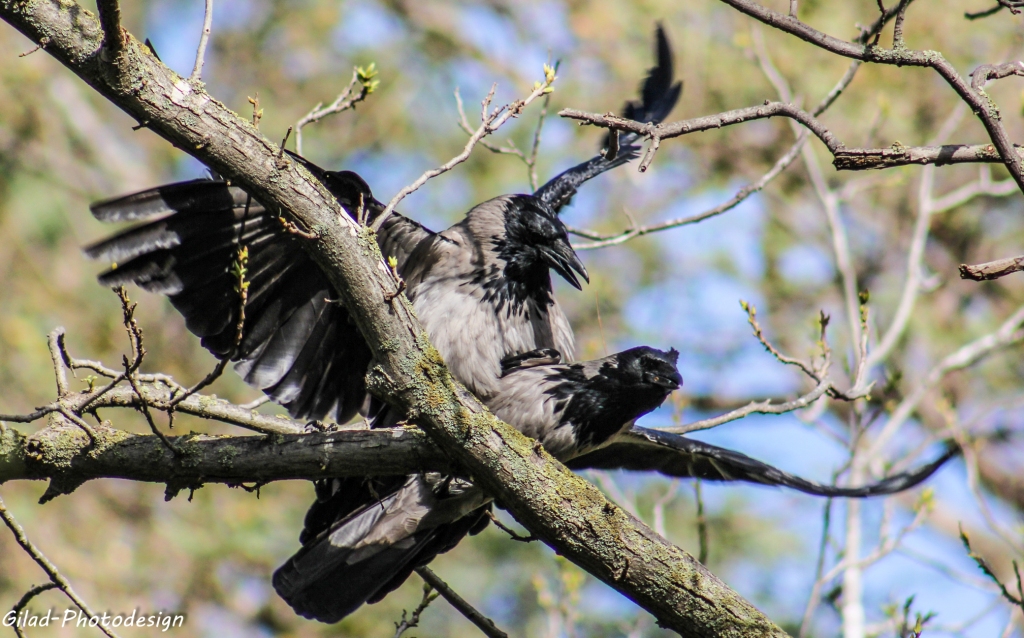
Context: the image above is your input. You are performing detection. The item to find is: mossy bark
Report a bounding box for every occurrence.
[0,2,789,634]
[0,416,448,499]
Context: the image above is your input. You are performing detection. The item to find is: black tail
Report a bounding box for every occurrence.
[84,178,372,422]
[274,475,490,623]
[534,23,682,213]
[569,426,959,498]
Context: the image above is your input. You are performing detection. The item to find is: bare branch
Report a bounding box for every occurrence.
[415,567,510,638]
[95,0,122,54]
[486,510,537,543]
[372,68,557,232]
[833,143,1017,170]
[715,0,1024,194]
[0,495,121,638]
[0,418,450,490]
[294,65,378,155]
[189,0,213,82]
[47,329,69,398]
[665,377,831,435]
[971,60,1024,91]
[959,255,1024,281]
[560,100,843,157]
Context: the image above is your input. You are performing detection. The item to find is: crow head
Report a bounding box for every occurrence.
[498,196,589,290]
[615,346,683,394]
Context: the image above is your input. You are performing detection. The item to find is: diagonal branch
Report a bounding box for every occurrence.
[715,0,1024,194]
[0,495,121,638]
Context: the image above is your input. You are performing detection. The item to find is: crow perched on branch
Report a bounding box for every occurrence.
[272,346,685,622]
[83,24,682,420]
[273,347,958,623]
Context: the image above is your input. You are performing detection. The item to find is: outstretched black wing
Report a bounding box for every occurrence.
[86,153,442,424]
[567,425,959,498]
[86,179,373,423]
[534,23,683,213]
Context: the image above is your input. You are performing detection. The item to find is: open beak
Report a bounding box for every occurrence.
[651,372,682,391]
[541,241,590,290]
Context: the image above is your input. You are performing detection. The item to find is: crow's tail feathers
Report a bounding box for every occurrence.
[534,23,682,213]
[274,475,490,624]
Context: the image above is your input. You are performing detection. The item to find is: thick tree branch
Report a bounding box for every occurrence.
[833,143,1017,170]
[0,417,448,498]
[561,2,1024,188]
[0,2,787,634]
[715,0,1024,193]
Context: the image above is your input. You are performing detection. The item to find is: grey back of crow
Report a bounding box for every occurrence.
[83,24,682,420]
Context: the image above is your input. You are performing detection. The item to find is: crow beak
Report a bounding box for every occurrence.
[541,241,589,290]
[650,373,682,391]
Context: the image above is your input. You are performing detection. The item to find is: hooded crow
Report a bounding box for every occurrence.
[272,346,957,623]
[272,346,684,622]
[82,24,681,420]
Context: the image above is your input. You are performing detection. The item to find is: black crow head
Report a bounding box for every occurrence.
[284,151,384,219]
[614,346,682,392]
[500,196,589,290]
[545,346,682,454]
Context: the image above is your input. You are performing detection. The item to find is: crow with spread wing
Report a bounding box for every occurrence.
[273,347,958,623]
[83,24,681,421]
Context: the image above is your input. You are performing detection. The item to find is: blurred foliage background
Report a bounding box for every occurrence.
[2,0,1024,636]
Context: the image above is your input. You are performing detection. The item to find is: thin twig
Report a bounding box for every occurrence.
[294,65,378,155]
[11,582,60,637]
[47,329,69,398]
[798,496,834,638]
[372,65,557,233]
[667,377,831,434]
[0,495,122,638]
[189,0,213,82]
[694,479,708,564]
[95,0,123,53]
[959,255,1024,281]
[393,582,439,638]
[415,567,510,638]
[959,524,1024,612]
[486,509,537,542]
[741,300,822,380]
[965,4,1004,19]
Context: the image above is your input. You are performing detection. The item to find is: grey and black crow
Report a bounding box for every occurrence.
[272,346,684,622]
[83,23,681,420]
[272,347,958,623]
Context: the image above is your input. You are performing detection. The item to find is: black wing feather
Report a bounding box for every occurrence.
[85,179,371,422]
[534,23,682,213]
[567,425,959,498]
